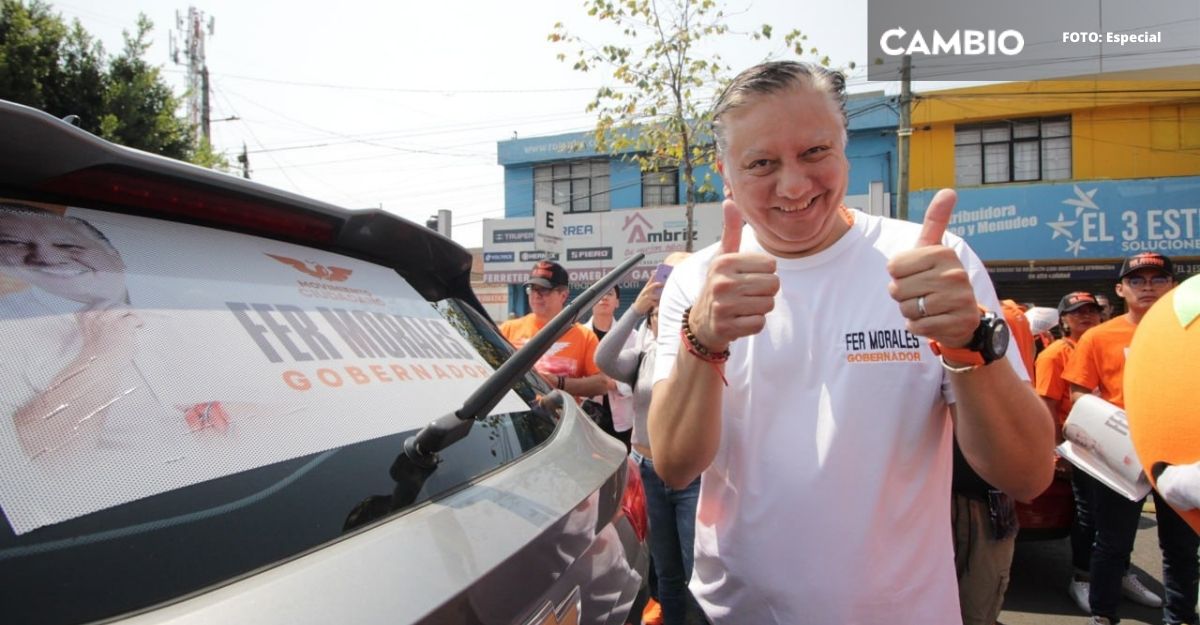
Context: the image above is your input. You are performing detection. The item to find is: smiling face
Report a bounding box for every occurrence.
[526,285,568,321]
[716,85,851,258]
[0,210,127,305]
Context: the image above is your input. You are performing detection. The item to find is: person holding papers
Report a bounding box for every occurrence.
[1062,252,1197,625]
[1036,291,1104,613]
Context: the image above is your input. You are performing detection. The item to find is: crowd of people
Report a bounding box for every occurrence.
[498,60,1197,625]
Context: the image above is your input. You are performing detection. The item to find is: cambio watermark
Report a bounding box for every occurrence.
[868,0,1196,81]
[879,28,1025,56]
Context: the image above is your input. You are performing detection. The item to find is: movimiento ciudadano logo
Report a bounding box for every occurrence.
[880,28,1025,56]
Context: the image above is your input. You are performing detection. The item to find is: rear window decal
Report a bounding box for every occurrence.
[0,203,525,534]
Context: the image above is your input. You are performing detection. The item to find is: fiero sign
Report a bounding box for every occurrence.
[879,27,1025,56]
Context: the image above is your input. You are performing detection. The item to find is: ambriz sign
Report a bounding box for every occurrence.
[482,203,723,284]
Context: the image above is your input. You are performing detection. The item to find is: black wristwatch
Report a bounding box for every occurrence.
[929,311,1010,368]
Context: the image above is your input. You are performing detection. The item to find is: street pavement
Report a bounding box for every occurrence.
[1001,505,1175,625]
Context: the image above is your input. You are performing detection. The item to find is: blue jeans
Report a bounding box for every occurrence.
[634,450,701,625]
[1089,485,1199,623]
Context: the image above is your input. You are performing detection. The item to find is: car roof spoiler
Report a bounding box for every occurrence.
[0,99,482,315]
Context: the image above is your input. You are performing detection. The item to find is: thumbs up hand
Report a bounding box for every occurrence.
[687,199,781,353]
[887,189,979,349]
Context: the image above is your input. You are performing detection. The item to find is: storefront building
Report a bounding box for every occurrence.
[906,67,1200,307]
[489,92,899,317]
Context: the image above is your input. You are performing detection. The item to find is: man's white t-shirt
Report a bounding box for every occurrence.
[652,209,1026,625]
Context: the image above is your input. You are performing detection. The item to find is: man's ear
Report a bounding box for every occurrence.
[716,161,732,200]
[1115,282,1125,299]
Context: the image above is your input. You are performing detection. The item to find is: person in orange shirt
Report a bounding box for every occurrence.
[1039,292,1103,432]
[1001,300,1036,376]
[1035,291,1104,612]
[1062,253,1197,625]
[499,260,608,400]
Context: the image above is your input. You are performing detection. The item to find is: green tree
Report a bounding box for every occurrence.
[98,15,192,160]
[0,0,69,110]
[550,0,848,250]
[190,137,233,172]
[0,1,214,166]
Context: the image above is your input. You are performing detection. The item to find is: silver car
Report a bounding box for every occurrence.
[0,99,648,625]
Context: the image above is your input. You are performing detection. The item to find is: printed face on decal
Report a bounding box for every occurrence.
[0,210,127,305]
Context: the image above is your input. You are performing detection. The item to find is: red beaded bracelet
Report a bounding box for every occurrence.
[681,306,730,386]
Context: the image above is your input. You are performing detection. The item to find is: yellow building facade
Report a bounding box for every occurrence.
[902,68,1200,304]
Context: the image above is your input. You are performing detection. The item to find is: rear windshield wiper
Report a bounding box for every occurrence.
[339,253,648,531]
[396,252,645,473]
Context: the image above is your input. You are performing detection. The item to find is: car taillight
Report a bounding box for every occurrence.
[620,456,648,542]
[38,166,340,244]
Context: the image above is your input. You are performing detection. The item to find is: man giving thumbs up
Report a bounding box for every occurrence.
[646,61,1053,625]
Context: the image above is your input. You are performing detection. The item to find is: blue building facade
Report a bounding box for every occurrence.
[492,93,900,317]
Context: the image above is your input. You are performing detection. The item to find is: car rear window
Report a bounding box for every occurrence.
[0,200,556,625]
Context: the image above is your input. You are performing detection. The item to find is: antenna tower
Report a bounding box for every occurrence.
[170,7,215,145]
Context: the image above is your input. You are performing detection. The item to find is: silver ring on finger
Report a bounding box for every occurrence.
[916,295,928,318]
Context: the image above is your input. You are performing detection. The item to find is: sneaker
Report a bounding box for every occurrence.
[1122,572,1163,607]
[1087,617,1113,625]
[1069,579,1091,613]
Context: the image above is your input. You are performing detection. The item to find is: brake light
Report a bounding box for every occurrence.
[620,457,648,542]
[38,166,339,243]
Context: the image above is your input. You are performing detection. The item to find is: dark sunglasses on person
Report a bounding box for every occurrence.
[525,285,561,296]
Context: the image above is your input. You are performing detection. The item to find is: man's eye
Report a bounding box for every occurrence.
[54,244,86,251]
[746,159,772,170]
[805,146,830,158]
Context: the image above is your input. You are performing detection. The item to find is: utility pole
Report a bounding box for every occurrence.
[201,66,211,143]
[897,55,912,222]
[237,142,250,179]
[170,7,214,147]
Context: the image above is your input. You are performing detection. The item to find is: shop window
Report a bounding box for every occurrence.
[533,160,610,213]
[955,116,1071,185]
[641,168,679,207]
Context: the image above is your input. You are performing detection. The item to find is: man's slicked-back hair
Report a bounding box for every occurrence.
[0,201,118,251]
[711,61,848,158]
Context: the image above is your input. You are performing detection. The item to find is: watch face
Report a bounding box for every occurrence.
[988,317,1011,360]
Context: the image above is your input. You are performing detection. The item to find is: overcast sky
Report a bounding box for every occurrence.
[49,0,877,248]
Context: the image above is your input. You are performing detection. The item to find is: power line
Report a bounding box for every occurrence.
[891,46,1200,81]
[208,80,324,199]
[921,88,1200,100]
[214,71,627,94]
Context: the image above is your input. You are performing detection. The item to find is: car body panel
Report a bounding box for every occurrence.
[112,399,642,625]
[0,99,647,624]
